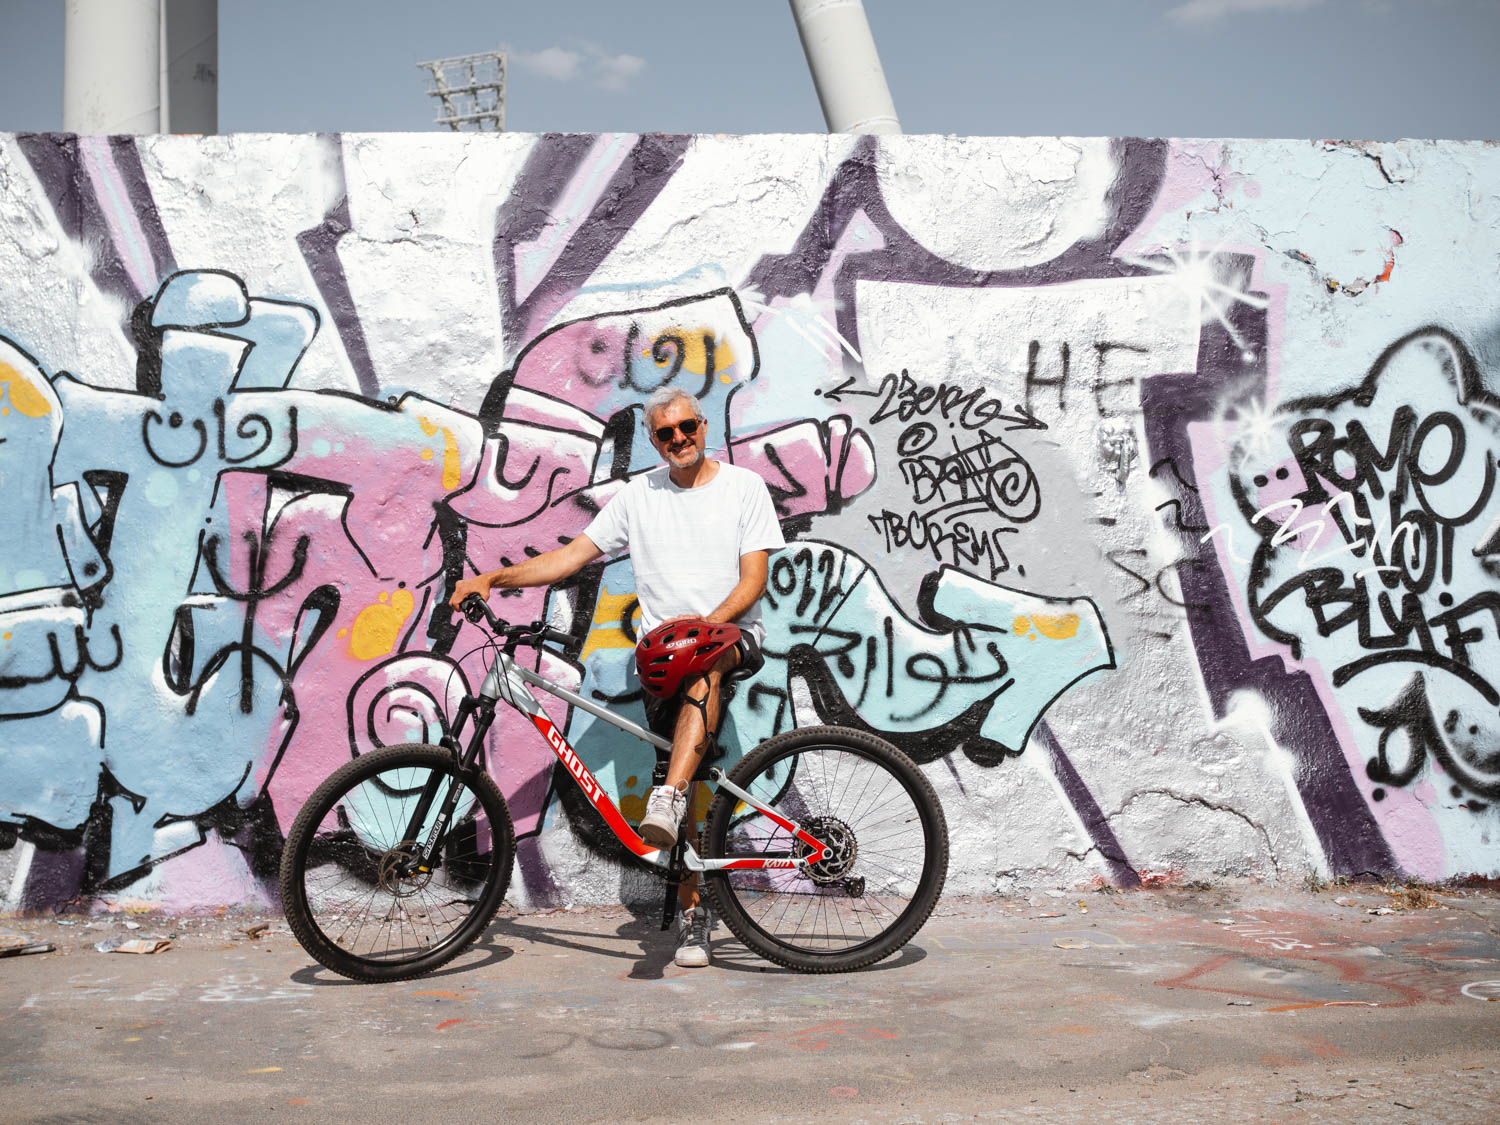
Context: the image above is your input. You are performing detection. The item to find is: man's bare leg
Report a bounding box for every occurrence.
[663,647,739,911]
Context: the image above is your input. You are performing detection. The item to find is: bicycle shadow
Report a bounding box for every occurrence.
[288,942,516,987]
[284,910,930,986]
[483,905,929,980]
[483,905,678,980]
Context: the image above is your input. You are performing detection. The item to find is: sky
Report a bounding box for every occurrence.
[1,0,1498,139]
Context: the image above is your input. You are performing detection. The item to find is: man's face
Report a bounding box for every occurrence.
[648,398,707,472]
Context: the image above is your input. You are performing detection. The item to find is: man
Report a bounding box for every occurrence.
[448,386,785,966]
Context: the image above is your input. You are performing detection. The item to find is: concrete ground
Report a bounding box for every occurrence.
[2,882,1498,1124]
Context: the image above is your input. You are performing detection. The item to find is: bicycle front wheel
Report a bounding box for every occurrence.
[279,743,514,982]
[701,725,948,972]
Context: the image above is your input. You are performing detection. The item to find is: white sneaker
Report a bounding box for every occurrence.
[639,784,687,848]
[674,905,714,967]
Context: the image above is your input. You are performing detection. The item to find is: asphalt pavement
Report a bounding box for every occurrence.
[3,881,1498,1123]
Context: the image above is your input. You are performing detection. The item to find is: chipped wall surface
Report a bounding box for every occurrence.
[0,132,1496,912]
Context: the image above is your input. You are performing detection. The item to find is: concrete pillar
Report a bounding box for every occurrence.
[161,0,218,134]
[788,0,901,135]
[64,0,161,134]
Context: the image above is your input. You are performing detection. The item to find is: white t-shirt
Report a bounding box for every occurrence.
[583,461,785,643]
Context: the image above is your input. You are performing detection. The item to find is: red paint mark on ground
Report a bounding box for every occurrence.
[1298,1036,1345,1059]
[1259,1054,1302,1068]
[760,1020,901,1051]
[288,1100,309,1107]
[830,1087,859,1098]
[412,990,462,998]
[435,1019,466,1031]
[1266,1001,1379,1013]
[1156,952,1425,1009]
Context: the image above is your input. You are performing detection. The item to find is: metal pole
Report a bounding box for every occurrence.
[162,0,218,134]
[64,0,161,134]
[787,0,901,134]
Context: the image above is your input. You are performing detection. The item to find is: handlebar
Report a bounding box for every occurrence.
[459,593,583,651]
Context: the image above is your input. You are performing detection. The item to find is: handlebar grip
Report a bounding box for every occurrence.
[543,627,583,649]
[460,593,487,624]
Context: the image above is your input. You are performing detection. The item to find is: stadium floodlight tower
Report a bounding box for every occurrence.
[418,51,507,131]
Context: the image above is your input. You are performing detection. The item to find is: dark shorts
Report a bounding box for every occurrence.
[640,630,764,740]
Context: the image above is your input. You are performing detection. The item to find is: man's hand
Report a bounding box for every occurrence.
[448,573,494,611]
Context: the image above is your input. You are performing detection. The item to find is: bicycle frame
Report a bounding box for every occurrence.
[414,641,831,875]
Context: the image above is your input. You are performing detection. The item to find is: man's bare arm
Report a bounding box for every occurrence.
[705,550,770,625]
[448,535,603,609]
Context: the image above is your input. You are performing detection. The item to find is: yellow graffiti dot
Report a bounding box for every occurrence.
[420,448,435,461]
[625,775,638,789]
[0,362,54,417]
[719,373,732,384]
[378,591,389,603]
[1,406,8,415]
[2,632,9,640]
[336,628,348,638]
[1012,616,1031,635]
[1030,614,1081,640]
[348,589,415,660]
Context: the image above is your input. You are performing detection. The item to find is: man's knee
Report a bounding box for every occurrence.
[685,651,735,701]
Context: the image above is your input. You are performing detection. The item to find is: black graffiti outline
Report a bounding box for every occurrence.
[1359,673,1500,800]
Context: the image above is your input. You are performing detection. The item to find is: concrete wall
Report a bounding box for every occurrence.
[1,132,1495,912]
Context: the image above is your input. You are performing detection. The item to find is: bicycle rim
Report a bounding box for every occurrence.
[704,727,946,970]
[281,744,513,981]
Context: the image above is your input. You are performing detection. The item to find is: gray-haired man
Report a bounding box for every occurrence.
[449,387,784,965]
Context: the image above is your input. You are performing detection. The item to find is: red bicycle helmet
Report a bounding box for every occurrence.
[635,618,742,699]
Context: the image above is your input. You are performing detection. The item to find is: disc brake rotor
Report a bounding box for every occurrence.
[795,815,858,885]
[377,845,432,897]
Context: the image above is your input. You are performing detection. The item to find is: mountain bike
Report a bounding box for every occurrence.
[278,594,949,982]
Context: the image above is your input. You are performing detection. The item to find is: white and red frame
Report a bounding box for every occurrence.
[478,646,831,872]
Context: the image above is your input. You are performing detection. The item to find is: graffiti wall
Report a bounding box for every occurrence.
[1,131,1496,912]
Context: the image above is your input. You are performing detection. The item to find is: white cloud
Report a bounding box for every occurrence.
[593,49,647,93]
[511,46,582,82]
[507,43,647,91]
[1166,0,1325,24]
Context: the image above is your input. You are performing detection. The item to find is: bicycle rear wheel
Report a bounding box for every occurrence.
[701,725,948,972]
[279,743,514,982]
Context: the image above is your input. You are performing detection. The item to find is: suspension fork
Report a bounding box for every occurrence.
[400,697,499,869]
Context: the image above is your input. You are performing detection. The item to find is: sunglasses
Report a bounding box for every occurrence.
[653,418,701,443]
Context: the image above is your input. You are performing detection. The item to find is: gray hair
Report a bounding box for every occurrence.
[643,387,705,429]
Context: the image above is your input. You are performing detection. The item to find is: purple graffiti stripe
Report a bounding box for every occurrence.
[1139,356,1398,876]
[491,133,694,369]
[743,136,1170,359]
[294,137,380,399]
[16,134,176,326]
[1035,720,1141,889]
[99,136,176,292]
